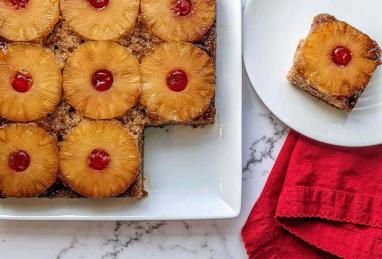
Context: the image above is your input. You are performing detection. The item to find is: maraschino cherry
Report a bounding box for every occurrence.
[332,46,352,67]
[9,0,30,9]
[9,150,30,172]
[88,0,109,10]
[91,69,113,91]
[12,71,33,93]
[88,149,110,171]
[166,69,188,92]
[171,0,192,16]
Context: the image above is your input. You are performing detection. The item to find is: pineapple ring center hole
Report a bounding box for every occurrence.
[91,69,113,92]
[166,69,188,92]
[88,0,109,10]
[12,70,33,93]
[8,0,30,9]
[171,0,192,16]
[332,46,352,67]
[8,150,30,172]
[88,149,111,171]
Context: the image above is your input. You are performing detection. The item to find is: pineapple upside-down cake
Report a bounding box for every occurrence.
[0,0,216,198]
[288,14,381,111]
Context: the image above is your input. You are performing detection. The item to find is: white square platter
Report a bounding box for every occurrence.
[0,0,242,220]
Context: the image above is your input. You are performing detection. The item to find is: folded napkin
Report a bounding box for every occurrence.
[241,131,382,259]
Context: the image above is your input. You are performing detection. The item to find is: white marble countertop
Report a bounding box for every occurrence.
[0,70,288,259]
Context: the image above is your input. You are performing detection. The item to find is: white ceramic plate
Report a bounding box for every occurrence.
[244,0,382,147]
[0,0,242,220]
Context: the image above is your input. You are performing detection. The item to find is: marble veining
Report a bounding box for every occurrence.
[56,237,80,259]
[242,112,287,174]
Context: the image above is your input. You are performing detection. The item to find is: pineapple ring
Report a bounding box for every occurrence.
[63,41,141,120]
[61,0,140,41]
[0,0,60,41]
[141,0,216,42]
[0,43,62,122]
[298,20,381,96]
[140,42,215,122]
[59,121,140,198]
[0,124,59,197]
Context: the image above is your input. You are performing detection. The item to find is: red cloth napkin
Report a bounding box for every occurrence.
[241,130,382,259]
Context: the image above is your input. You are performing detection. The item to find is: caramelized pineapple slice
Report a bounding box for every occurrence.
[63,41,140,120]
[140,42,215,122]
[141,0,216,42]
[0,43,62,122]
[59,120,140,198]
[61,0,140,40]
[293,14,381,98]
[0,124,58,197]
[0,0,60,41]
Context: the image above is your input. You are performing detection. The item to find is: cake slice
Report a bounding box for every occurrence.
[59,120,140,198]
[288,14,381,111]
[0,0,60,41]
[141,0,216,42]
[140,42,215,123]
[0,43,62,122]
[0,124,58,197]
[63,41,140,120]
[60,0,139,41]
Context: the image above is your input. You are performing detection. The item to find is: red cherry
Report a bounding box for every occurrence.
[88,0,109,10]
[166,69,188,92]
[8,0,29,9]
[12,71,33,93]
[91,69,113,91]
[332,46,352,67]
[171,0,192,16]
[8,150,30,172]
[88,149,110,171]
